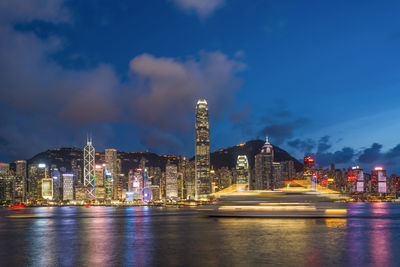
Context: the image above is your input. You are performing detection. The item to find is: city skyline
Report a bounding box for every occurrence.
[1,1,400,174]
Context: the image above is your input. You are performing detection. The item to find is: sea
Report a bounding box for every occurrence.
[1,203,400,266]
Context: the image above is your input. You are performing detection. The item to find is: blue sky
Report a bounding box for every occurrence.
[1,0,400,173]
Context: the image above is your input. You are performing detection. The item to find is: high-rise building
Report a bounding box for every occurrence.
[41,178,53,200]
[0,172,15,204]
[166,163,178,199]
[50,166,61,201]
[255,137,274,190]
[195,99,210,199]
[236,155,249,188]
[84,138,96,200]
[105,149,118,200]
[303,156,315,180]
[184,161,195,200]
[371,167,387,194]
[0,163,10,173]
[95,164,105,201]
[14,160,27,202]
[62,174,74,201]
[348,166,363,193]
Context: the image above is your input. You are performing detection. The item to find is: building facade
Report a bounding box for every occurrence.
[195,99,210,199]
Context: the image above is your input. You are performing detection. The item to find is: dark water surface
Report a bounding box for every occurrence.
[1,203,400,266]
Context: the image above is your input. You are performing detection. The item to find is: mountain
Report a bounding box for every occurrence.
[26,139,302,173]
[210,140,303,172]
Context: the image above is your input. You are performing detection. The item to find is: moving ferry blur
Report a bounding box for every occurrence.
[205,188,349,218]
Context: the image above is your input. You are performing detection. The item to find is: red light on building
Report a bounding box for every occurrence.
[374,167,383,171]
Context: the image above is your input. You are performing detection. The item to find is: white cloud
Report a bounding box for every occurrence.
[171,0,225,18]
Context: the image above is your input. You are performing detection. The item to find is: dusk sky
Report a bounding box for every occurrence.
[1,0,400,173]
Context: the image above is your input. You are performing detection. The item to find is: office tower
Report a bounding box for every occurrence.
[348,166,363,193]
[0,163,10,173]
[105,149,118,200]
[282,161,295,180]
[27,163,47,201]
[184,160,195,200]
[195,99,210,199]
[272,162,283,188]
[371,167,387,194]
[50,166,61,201]
[166,163,178,199]
[303,156,315,180]
[94,164,106,201]
[62,174,74,201]
[215,167,234,191]
[0,167,15,204]
[14,160,27,202]
[255,137,274,190]
[236,155,249,189]
[41,178,53,200]
[83,138,95,200]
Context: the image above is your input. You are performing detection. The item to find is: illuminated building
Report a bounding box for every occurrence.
[28,163,47,201]
[184,161,196,200]
[166,163,178,199]
[62,174,74,201]
[50,166,61,201]
[255,137,275,190]
[215,167,234,191]
[303,156,315,180]
[236,155,249,189]
[84,137,96,200]
[150,185,161,201]
[41,178,53,200]
[347,166,363,193]
[129,169,143,200]
[282,161,295,180]
[272,162,283,188]
[0,163,10,173]
[94,164,105,201]
[14,160,27,202]
[105,149,118,200]
[0,169,15,204]
[195,99,210,199]
[371,167,387,194]
[104,169,113,200]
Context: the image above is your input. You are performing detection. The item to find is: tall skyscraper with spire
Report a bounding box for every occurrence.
[195,99,210,199]
[255,136,274,190]
[84,137,95,200]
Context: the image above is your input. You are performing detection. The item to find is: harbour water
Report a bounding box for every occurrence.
[1,203,400,266]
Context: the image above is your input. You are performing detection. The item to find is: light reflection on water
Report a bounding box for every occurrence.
[2,204,400,266]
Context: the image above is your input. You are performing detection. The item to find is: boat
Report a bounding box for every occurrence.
[8,204,27,209]
[83,204,92,207]
[204,189,349,218]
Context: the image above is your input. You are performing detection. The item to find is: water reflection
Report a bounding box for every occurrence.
[2,204,400,266]
[28,207,57,266]
[369,203,392,267]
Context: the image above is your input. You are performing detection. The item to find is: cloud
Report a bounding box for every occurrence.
[287,138,315,153]
[0,0,247,160]
[317,135,332,153]
[171,0,225,18]
[129,51,246,133]
[258,113,308,144]
[0,0,71,24]
[358,143,383,164]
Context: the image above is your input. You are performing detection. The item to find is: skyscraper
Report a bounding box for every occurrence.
[62,174,74,201]
[105,149,118,200]
[236,155,249,189]
[84,137,95,200]
[166,163,178,199]
[255,137,275,190]
[195,99,210,200]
